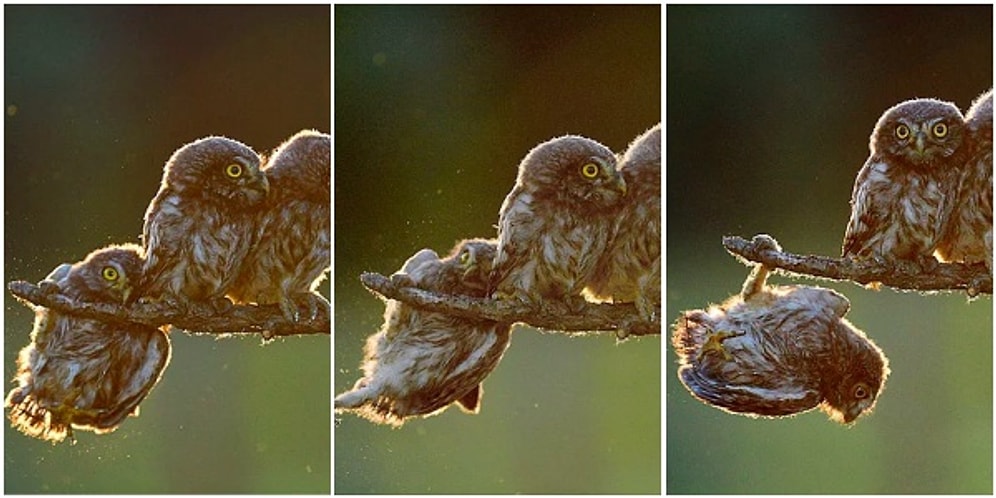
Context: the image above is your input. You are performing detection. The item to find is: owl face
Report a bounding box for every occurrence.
[164,136,269,206]
[872,98,966,169]
[517,135,627,210]
[62,244,144,305]
[818,321,889,424]
[447,238,498,293]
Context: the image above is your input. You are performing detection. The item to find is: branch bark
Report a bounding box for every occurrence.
[359,272,661,337]
[722,234,993,296]
[7,280,330,338]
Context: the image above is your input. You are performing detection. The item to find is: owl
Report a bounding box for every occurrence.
[585,124,661,322]
[228,130,331,322]
[672,255,889,425]
[841,98,969,267]
[335,238,512,427]
[6,244,171,443]
[491,135,628,309]
[936,89,993,270]
[138,136,269,311]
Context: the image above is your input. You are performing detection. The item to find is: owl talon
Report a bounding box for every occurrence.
[696,329,744,362]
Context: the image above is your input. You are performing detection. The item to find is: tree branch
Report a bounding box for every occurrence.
[359,272,661,337]
[6,280,330,338]
[722,234,993,296]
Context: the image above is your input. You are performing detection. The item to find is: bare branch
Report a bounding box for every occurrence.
[7,280,330,338]
[722,234,993,296]
[359,272,661,337]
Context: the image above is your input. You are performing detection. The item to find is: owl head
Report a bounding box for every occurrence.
[870,98,967,170]
[263,129,331,203]
[819,319,890,425]
[446,238,498,294]
[966,89,993,142]
[60,243,145,305]
[162,136,269,206]
[516,135,627,211]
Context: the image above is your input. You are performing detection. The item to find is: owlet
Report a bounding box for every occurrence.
[673,237,889,425]
[6,244,171,443]
[228,130,331,322]
[842,98,969,267]
[138,136,269,310]
[491,135,627,309]
[585,124,661,321]
[335,238,512,427]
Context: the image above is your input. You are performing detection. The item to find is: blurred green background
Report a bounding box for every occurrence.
[5,5,330,493]
[335,5,660,494]
[667,5,992,494]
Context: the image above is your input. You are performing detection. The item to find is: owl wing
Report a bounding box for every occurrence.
[78,327,171,431]
[489,187,539,297]
[678,366,823,417]
[841,158,890,258]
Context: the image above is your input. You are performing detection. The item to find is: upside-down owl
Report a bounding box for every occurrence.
[228,130,331,322]
[335,238,512,427]
[673,235,889,425]
[138,136,269,310]
[491,135,627,309]
[842,98,969,266]
[936,89,993,271]
[585,124,661,323]
[6,244,171,443]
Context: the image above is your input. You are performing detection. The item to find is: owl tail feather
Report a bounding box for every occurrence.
[5,390,71,443]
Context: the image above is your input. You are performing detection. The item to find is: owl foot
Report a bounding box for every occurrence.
[696,329,744,362]
[282,292,330,323]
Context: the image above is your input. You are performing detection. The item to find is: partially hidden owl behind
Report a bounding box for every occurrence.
[335,238,512,427]
[228,130,331,322]
[585,124,661,322]
[6,244,171,443]
[138,136,269,310]
[673,237,889,425]
[936,89,993,271]
[491,135,627,309]
[842,98,969,266]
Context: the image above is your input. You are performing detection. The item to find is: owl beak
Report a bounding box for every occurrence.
[842,406,862,424]
[914,133,926,155]
[118,281,133,305]
[614,176,628,196]
[461,254,476,278]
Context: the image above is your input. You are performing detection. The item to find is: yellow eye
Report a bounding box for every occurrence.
[459,251,471,266]
[932,122,948,138]
[895,124,910,140]
[225,163,243,178]
[580,163,600,179]
[102,266,119,282]
[853,383,869,400]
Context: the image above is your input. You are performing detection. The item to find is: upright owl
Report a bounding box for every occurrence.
[228,130,331,322]
[936,89,993,270]
[841,98,969,266]
[335,238,512,427]
[585,124,661,322]
[138,136,269,310]
[672,242,889,424]
[6,244,171,443]
[491,135,627,309]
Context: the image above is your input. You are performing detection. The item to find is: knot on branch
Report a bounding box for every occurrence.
[359,272,660,338]
[7,280,330,338]
[722,234,992,296]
